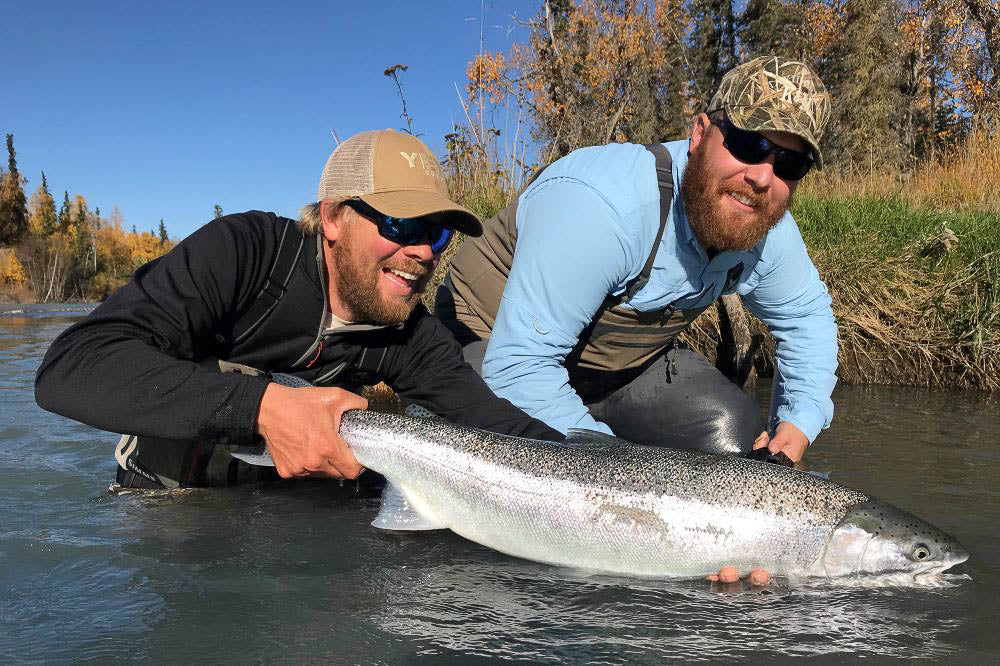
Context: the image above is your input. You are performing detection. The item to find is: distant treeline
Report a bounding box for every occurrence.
[0,134,178,302]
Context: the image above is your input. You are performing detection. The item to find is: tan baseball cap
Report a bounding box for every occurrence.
[708,56,832,169]
[317,129,482,236]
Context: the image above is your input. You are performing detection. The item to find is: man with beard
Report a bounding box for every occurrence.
[35,129,562,489]
[436,56,836,467]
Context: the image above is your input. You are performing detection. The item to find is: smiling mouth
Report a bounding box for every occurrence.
[389,268,418,282]
[726,191,757,208]
[382,266,426,293]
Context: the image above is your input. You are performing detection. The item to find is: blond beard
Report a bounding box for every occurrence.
[680,140,791,252]
[329,227,429,325]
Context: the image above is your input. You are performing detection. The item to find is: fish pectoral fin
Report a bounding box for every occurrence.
[228,443,275,467]
[371,482,447,531]
[563,428,633,449]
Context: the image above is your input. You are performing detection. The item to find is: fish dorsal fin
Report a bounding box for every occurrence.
[563,428,633,449]
[371,482,448,531]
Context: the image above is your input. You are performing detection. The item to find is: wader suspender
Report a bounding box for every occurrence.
[220,218,306,347]
[563,144,676,374]
[608,143,674,307]
[523,144,673,308]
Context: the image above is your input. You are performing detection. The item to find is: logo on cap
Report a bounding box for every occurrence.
[399,151,442,179]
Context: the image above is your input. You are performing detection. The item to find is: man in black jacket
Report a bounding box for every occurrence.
[35,129,562,488]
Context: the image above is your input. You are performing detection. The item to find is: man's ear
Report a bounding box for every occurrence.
[320,200,345,242]
[689,113,711,154]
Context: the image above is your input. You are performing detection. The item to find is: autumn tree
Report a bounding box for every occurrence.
[0,134,29,245]
[29,171,58,236]
[959,0,999,118]
[72,196,96,289]
[506,0,695,159]
[58,190,72,233]
[651,0,694,139]
[740,0,819,64]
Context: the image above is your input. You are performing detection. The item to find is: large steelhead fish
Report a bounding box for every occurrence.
[235,409,968,580]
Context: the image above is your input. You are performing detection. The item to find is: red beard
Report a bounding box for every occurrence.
[680,139,791,252]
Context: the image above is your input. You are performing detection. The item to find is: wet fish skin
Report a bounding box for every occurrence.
[237,409,969,579]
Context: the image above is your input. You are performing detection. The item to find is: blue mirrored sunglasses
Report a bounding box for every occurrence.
[709,112,814,181]
[344,199,454,254]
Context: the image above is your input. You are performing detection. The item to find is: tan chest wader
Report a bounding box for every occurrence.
[446,144,709,400]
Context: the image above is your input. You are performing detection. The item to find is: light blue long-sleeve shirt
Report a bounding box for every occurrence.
[480,139,838,442]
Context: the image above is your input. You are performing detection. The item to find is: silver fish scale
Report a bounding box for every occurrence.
[340,410,871,577]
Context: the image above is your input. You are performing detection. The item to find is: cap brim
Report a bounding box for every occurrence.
[362,190,483,237]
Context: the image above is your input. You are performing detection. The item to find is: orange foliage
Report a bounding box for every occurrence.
[473,0,997,163]
[806,0,846,60]
[467,51,510,106]
[0,248,26,284]
[96,219,172,278]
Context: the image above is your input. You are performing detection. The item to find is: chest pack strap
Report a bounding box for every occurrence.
[608,143,674,307]
[229,218,306,345]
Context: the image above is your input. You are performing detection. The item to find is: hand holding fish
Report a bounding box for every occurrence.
[753,421,809,462]
[255,383,368,479]
[706,566,771,586]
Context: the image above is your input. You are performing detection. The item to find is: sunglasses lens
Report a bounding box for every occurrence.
[350,201,454,252]
[378,216,452,253]
[381,218,416,244]
[773,153,813,180]
[429,226,453,254]
[724,127,772,164]
[722,124,813,181]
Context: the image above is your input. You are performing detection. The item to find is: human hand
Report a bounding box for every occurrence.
[706,566,770,586]
[255,383,368,479]
[752,421,809,463]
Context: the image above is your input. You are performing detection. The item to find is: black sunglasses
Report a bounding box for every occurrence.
[709,112,814,181]
[343,199,454,254]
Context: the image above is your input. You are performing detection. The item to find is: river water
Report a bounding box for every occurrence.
[1,305,997,664]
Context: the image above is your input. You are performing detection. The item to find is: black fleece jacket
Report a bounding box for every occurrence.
[35,211,562,445]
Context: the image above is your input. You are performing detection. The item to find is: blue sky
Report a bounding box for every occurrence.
[3,0,534,240]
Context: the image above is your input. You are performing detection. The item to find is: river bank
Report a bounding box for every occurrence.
[677,193,1000,392]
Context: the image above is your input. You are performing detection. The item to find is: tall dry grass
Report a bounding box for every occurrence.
[801,128,1000,215]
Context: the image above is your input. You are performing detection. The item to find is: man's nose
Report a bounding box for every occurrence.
[402,236,435,262]
[744,155,776,190]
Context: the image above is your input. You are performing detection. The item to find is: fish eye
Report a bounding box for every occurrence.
[912,544,931,561]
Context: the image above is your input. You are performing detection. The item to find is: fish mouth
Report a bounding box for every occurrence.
[916,549,970,577]
[882,544,970,582]
[910,538,970,578]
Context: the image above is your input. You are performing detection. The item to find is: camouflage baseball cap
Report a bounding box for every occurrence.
[708,56,831,169]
